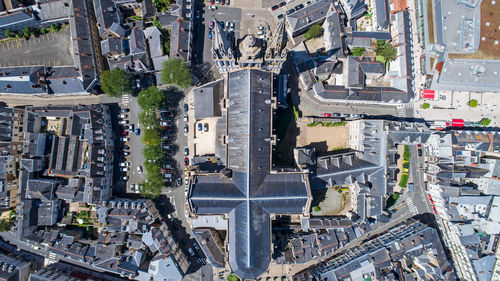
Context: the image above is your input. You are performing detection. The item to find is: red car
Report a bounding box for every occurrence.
[122,131,128,136]
[323,113,332,117]
[271,4,279,10]
[184,157,189,166]
[210,0,214,3]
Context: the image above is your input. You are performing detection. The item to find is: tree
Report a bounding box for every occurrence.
[312,206,321,212]
[143,144,164,161]
[138,86,165,110]
[161,58,192,89]
[422,102,430,109]
[351,47,365,56]
[139,110,159,128]
[142,128,162,145]
[0,219,12,232]
[481,118,491,126]
[101,68,132,97]
[468,99,478,108]
[227,274,240,281]
[392,193,400,200]
[140,177,162,198]
[304,24,324,39]
[375,40,397,63]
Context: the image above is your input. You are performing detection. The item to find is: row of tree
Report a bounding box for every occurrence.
[137,87,167,198]
[100,58,192,98]
[3,24,62,39]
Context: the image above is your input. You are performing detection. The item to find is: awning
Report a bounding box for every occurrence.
[452,119,464,127]
[422,89,435,99]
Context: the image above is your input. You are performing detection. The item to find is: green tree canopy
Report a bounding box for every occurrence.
[50,24,60,32]
[468,99,478,108]
[351,47,365,56]
[392,193,400,200]
[375,40,397,63]
[227,274,240,281]
[101,68,132,97]
[422,103,430,109]
[142,128,162,145]
[4,29,13,38]
[138,86,165,110]
[140,177,163,198]
[143,144,164,161]
[139,110,159,128]
[481,118,491,126]
[161,58,192,89]
[144,160,161,175]
[304,24,324,39]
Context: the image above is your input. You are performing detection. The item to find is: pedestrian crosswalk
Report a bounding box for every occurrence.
[407,198,418,215]
[121,94,129,105]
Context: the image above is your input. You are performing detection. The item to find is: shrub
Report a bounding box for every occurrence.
[304,24,324,39]
[50,24,60,32]
[403,145,410,161]
[392,193,400,200]
[292,106,299,120]
[227,274,240,281]
[351,47,365,56]
[399,173,408,188]
[422,103,430,109]
[312,206,321,212]
[40,28,48,35]
[403,161,410,169]
[481,118,491,126]
[468,99,478,108]
[4,29,13,38]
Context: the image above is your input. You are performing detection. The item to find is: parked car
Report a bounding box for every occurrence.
[164,173,173,179]
[271,4,279,10]
[258,26,266,31]
[176,178,182,187]
[209,5,216,10]
[193,243,200,251]
[163,144,171,150]
[210,21,214,29]
[135,128,140,135]
[197,123,202,131]
[184,114,188,122]
[184,104,188,112]
[208,29,213,39]
[184,147,189,156]
[163,163,172,169]
[286,8,295,14]
[123,151,130,156]
[184,158,189,166]
[295,4,304,10]
[130,184,136,193]
[120,114,127,119]
[188,248,195,256]
[120,108,129,113]
[120,137,129,142]
[121,131,128,136]
[129,124,134,132]
[119,162,130,167]
[184,125,189,133]
[164,178,172,183]
[204,123,209,132]
[418,149,423,157]
[279,1,286,6]
[121,167,130,172]
[137,166,143,174]
[160,121,172,126]
[323,113,332,117]
[119,119,129,125]
[122,145,130,151]
[277,13,284,19]
[185,176,189,185]
[122,175,129,181]
[229,22,235,31]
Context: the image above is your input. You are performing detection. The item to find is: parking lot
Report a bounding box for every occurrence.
[0,27,74,67]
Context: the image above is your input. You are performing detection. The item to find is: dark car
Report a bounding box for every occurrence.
[122,145,130,151]
[184,104,188,112]
[418,149,423,157]
[135,128,140,135]
[208,29,213,39]
[184,157,189,166]
[271,4,279,10]
[120,108,129,113]
[279,1,286,6]
[295,4,304,10]
[277,13,284,19]
[184,147,189,156]
[286,8,295,15]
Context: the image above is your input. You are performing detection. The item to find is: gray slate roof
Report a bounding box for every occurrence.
[189,69,310,279]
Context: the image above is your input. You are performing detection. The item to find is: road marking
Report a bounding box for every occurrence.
[407,198,418,215]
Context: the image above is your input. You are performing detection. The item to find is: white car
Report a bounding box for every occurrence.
[209,5,216,10]
[119,162,130,167]
[120,114,127,119]
[121,137,130,142]
[137,166,143,174]
[122,176,129,181]
[130,184,136,192]
[188,248,195,256]
[121,167,130,172]
[119,119,129,125]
